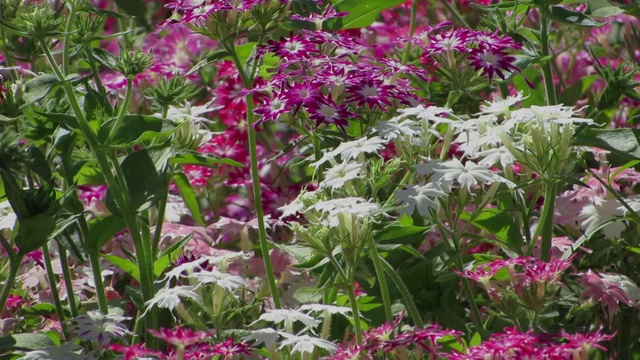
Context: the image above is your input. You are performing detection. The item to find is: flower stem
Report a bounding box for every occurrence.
[89,250,110,314]
[539,8,557,106]
[226,42,281,309]
[455,254,490,339]
[533,181,557,262]
[441,0,470,28]
[369,245,393,324]
[42,243,70,341]
[402,0,420,63]
[0,258,20,315]
[57,247,79,318]
[347,286,363,344]
[379,257,424,328]
[40,41,158,346]
[109,78,133,139]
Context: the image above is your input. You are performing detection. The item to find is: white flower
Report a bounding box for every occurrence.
[161,101,221,125]
[22,344,84,360]
[311,136,386,167]
[163,194,191,222]
[278,198,305,219]
[433,159,498,191]
[578,196,640,238]
[320,162,362,190]
[243,328,283,348]
[298,304,352,316]
[0,201,16,231]
[373,117,421,142]
[478,91,525,116]
[308,197,382,227]
[395,183,446,217]
[144,285,202,314]
[397,105,455,125]
[71,311,130,348]
[192,269,245,292]
[278,333,337,355]
[600,273,640,304]
[253,309,320,331]
[474,146,517,168]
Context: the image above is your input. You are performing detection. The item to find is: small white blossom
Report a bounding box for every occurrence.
[71,311,131,348]
[395,183,446,217]
[321,162,363,190]
[243,328,283,348]
[311,136,386,167]
[309,197,382,227]
[278,333,338,355]
[373,117,421,142]
[192,269,245,292]
[298,304,353,316]
[433,159,498,191]
[253,309,320,331]
[144,285,202,315]
[478,91,525,116]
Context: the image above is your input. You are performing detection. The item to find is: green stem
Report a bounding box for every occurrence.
[88,251,110,314]
[226,43,281,309]
[41,41,158,345]
[346,286,363,345]
[311,135,323,183]
[42,243,70,340]
[531,181,557,262]
[440,0,470,28]
[540,8,557,106]
[401,0,420,63]
[455,254,490,339]
[152,191,168,260]
[57,247,78,318]
[85,48,106,96]
[379,257,424,327]
[0,258,20,315]
[109,78,133,139]
[62,6,75,76]
[369,246,393,324]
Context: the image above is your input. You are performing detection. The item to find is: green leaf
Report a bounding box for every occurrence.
[25,147,52,181]
[587,0,625,17]
[375,224,430,244]
[186,50,230,77]
[98,115,175,148]
[22,74,61,105]
[172,173,204,226]
[154,233,192,277]
[73,161,104,186]
[114,0,147,19]
[169,150,243,168]
[331,0,406,29]
[34,111,80,130]
[293,287,324,304]
[84,87,113,121]
[18,303,56,316]
[0,333,55,353]
[86,216,127,252]
[547,6,606,27]
[105,149,169,214]
[558,74,599,106]
[91,48,119,70]
[103,254,140,281]
[573,128,640,160]
[14,214,57,255]
[460,209,522,254]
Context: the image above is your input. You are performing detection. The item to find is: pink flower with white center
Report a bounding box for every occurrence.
[468,46,520,83]
[281,80,323,112]
[290,4,348,23]
[182,4,225,25]
[552,328,614,359]
[254,93,291,122]
[306,95,355,130]
[376,58,430,81]
[345,78,394,110]
[577,270,640,319]
[261,33,318,61]
[386,324,463,355]
[473,30,521,50]
[210,338,252,357]
[426,28,472,54]
[148,326,210,347]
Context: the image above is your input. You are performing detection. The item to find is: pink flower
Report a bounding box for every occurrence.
[577,270,640,319]
[109,343,165,360]
[148,326,210,347]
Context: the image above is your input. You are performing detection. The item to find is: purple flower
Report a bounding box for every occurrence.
[468,46,521,83]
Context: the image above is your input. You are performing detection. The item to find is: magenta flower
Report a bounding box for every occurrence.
[468,46,520,83]
[260,33,318,61]
[148,326,210,347]
[306,94,355,130]
[109,343,165,360]
[290,4,348,23]
[577,270,640,319]
[345,78,394,110]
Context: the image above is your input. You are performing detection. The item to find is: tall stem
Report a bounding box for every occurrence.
[401,0,420,63]
[42,243,70,340]
[109,78,133,139]
[532,181,557,262]
[540,9,557,106]
[455,254,490,339]
[226,43,281,309]
[0,259,20,315]
[346,286,363,345]
[57,247,79,318]
[369,246,393,324]
[40,41,158,345]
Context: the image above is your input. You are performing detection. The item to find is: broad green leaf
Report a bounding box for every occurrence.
[0,333,55,353]
[73,161,104,186]
[98,115,175,148]
[154,233,193,277]
[170,150,243,168]
[547,6,606,27]
[573,128,640,160]
[186,50,230,76]
[460,209,522,254]
[558,74,599,106]
[331,0,406,29]
[25,147,52,181]
[172,173,204,226]
[587,0,625,17]
[230,42,278,78]
[17,303,57,316]
[92,48,119,70]
[375,224,430,243]
[293,286,324,304]
[114,0,147,21]
[22,74,60,105]
[14,214,57,255]
[104,254,140,281]
[105,149,169,214]
[34,111,80,130]
[86,216,127,252]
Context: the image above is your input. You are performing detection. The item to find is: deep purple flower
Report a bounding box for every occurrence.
[468,46,520,83]
[305,94,354,130]
[345,78,394,110]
